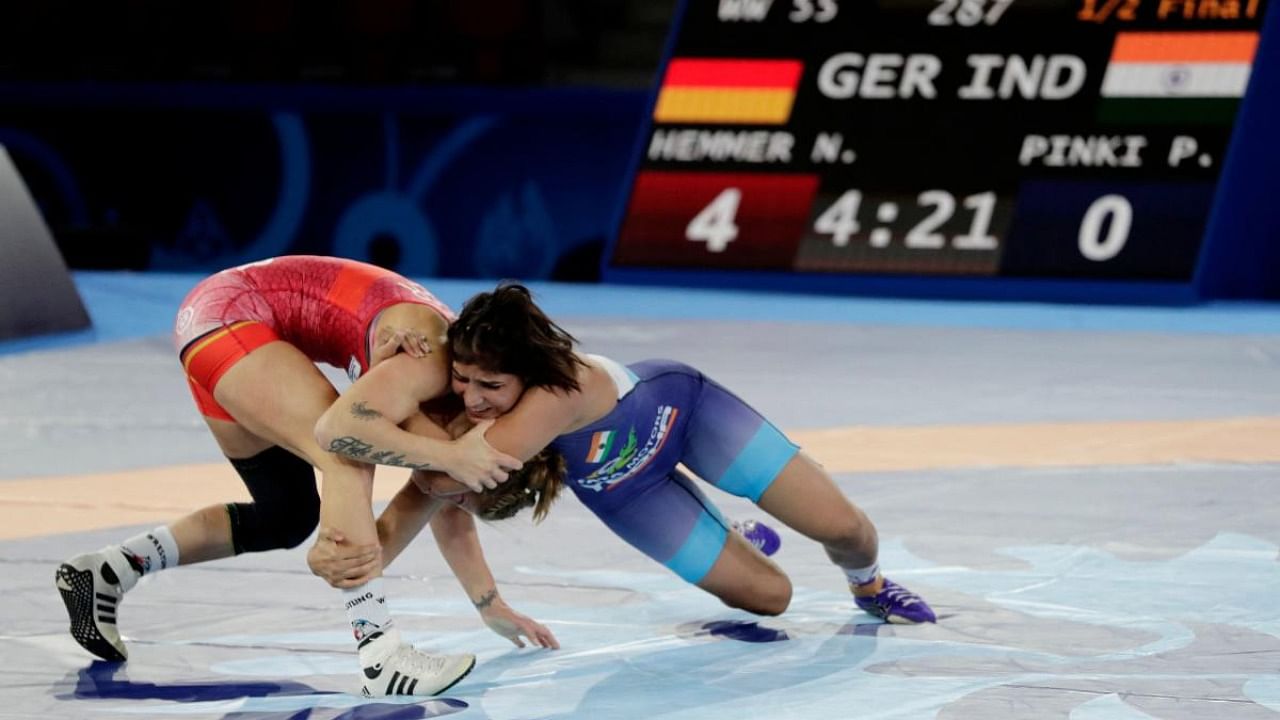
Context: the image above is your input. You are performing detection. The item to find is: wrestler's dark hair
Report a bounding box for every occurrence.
[474,448,564,523]
[448,283,586,393]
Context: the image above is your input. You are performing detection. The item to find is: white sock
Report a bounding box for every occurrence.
[344,578,398,663]
[843,562,881,587]
[105,526,181,592]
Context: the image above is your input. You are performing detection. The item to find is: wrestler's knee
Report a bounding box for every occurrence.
[825,509,879,554]
[228,500,318,551]
[274,493,320,548]
[710,565,792,616]
[228,446,320,553]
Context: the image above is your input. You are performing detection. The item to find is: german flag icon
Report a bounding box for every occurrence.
[654,58,804,125]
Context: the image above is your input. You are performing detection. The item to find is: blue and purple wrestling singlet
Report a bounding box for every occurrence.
[550,356,799,583]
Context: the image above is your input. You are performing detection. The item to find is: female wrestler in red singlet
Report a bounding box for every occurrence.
[56,256,545,698]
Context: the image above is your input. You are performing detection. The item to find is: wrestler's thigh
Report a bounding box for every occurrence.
[203,416,275,459]
[212,341,340,464]
[599,471,783,595]
[680,377,798,502]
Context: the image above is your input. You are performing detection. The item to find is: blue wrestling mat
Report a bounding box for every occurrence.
[2,273,1279,719]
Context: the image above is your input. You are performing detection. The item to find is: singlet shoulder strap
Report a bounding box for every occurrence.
[584,353,638,400]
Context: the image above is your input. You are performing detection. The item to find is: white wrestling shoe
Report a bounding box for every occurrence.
[55,551,129,661]
[361,643,476,697]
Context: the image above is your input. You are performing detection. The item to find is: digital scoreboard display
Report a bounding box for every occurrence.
[609,0,1268,285]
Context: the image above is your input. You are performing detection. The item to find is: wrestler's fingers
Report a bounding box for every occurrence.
[538,628,560,650]
[412,333,432,357]
[345,558,380,581]
[401,331,427,358]
[316,527,347,544]
[343,549,380,568]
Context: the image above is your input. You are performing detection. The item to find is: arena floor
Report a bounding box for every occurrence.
[2,274,1279,720]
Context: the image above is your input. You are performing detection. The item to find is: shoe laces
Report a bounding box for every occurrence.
[389,645,450,677]
[879,583,922,607]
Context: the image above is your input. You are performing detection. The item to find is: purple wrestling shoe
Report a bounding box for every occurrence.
[854,577,936,624]
[733,520,781,557]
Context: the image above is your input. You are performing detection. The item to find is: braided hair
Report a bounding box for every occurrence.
[474,448,564,522]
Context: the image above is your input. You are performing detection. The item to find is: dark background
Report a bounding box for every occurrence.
[0,0,1276,298]
[0,0,676,280]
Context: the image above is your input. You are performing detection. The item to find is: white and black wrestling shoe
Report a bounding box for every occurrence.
[55,551,130,662]
[361,642,476,698]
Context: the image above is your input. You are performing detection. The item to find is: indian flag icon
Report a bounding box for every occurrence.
[586,430,616,463]
[1099,31,1259,125]
[654,58,804,125]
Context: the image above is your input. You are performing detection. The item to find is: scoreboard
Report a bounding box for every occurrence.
[606,0,1270,296]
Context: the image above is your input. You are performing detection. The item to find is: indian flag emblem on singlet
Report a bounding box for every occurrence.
[586,430,616,463]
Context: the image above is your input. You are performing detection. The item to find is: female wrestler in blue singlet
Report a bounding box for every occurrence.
[317,283,934,624]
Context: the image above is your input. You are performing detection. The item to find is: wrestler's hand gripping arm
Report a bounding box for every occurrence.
[315,352,522,491]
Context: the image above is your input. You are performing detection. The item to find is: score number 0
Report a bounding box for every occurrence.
[687,187,1135,262]
[1077,194,1132,262]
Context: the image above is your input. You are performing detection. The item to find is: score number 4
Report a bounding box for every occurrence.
[686,188,742,253]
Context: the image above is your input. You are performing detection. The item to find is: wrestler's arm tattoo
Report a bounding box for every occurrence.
[473,588,498,610]
[326,436,434,470]
[349,401,382,420]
